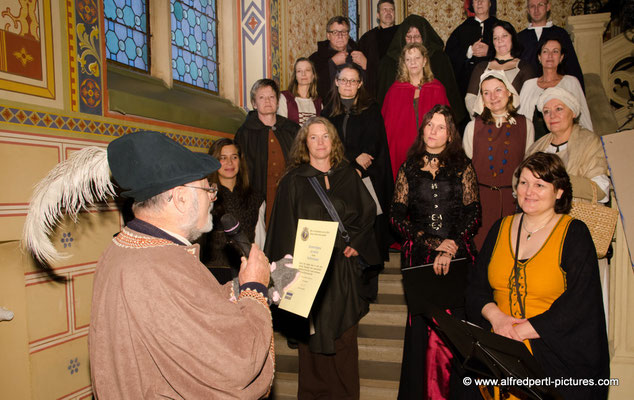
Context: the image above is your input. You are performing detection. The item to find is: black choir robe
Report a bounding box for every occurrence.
[322,101,393,261]
[445,16,499,98]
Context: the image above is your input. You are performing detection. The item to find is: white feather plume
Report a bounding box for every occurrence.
[22,147,115,264]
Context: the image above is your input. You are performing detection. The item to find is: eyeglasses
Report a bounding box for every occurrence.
[182,183,218,196]
[337,78,360,85]
[327,30,349,37]
[405,34,422,41]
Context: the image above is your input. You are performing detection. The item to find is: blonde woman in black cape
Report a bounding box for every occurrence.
[265,117,380,399]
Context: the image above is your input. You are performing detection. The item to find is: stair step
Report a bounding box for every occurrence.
[360,307,407,326]
[358,323,406,340]
[274,333,403,363]
[378,277,404,296]
[272,372,400,399]
[376,292,406,305]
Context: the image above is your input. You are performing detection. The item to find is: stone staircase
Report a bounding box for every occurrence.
[270,252,406,399]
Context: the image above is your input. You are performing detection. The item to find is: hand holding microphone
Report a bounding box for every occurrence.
[221,214,299,304]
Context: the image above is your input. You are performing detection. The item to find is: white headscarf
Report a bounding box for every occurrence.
[536,86,581,118]
[473,69,520,127]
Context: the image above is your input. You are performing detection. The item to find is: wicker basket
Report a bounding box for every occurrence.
[569,184,618,259]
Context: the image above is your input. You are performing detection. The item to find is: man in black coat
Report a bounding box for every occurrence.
[445,0,498,98]
[358,0,399,99]
[234,79,299,224]
[309,16,370,100]
[517,0,585,91]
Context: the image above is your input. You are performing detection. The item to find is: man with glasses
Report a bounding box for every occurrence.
[88,131,275,398]
[309,16,370,100]
[517,0,585,91]
[358,0,399,97]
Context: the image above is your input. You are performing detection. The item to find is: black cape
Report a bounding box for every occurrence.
[377,15,467,125]
[445,16,498,98]
[309,39,373,101]
[234,111,299,199]
[466,218,610,399]
[322,102,393,261]
[264,162,381,354]
[518,25,585,92]
[358,24,399,98]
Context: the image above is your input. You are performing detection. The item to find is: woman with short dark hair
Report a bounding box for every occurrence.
[465,20,537,116]
[323,63,393,266]
[467,151,609,399]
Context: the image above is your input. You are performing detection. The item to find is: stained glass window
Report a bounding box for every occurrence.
[104,0,149,71]
[348,0,358,41]
[171,0,218,92]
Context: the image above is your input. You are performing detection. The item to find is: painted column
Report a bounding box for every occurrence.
[237,0,272,109]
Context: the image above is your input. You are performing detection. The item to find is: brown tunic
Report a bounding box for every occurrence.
[89,226,274,399]
[266,129,285,224]
[472,115,527,249]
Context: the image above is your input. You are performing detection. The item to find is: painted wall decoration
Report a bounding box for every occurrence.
[407,0,578,42]
[0,0,56,99]
[239,0,270,108]
[270,0,280,85]
[279,0,339,89]
[72,0,102,115]
[0,104,219,151]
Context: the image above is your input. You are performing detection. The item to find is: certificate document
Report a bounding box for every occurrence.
[278,219,338,318]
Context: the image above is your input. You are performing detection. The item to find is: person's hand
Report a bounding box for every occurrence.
[472,39,489,58]
[482,303,526,341]
[435,239,458,257]
[350,51,367,69]
[433,252,452,275]
[238,244,270,287]
[331,51,348,65]
[356,153,374,170]
[343,246,359,258]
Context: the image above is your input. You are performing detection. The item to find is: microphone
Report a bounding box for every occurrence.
[220,213,252,259]
[220,213,300,305]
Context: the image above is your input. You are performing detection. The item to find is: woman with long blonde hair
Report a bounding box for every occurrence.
[265,117,381,398]
[382,42,449,181]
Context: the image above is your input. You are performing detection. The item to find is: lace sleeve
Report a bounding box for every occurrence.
[390,165,412,241]
[454,162,481,242]
[390,163,444,252]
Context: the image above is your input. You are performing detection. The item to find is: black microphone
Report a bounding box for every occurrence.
[220,213,252,259]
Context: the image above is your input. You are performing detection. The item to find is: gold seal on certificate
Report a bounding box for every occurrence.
[278,219,339,318]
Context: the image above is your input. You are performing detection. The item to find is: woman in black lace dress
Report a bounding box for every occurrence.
[390,105,481,399]
[199,138,265,283]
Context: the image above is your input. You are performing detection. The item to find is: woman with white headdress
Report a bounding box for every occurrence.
[463,69,535,249]
[525,86,608,203]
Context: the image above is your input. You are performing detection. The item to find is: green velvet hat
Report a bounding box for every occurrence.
[107,131,220,202]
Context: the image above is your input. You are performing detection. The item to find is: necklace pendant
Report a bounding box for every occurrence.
[527,233,532,240]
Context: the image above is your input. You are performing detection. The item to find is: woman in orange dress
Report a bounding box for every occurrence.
[466,152,609,399]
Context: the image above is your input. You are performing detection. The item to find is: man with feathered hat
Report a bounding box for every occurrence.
[23,131,276,398]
